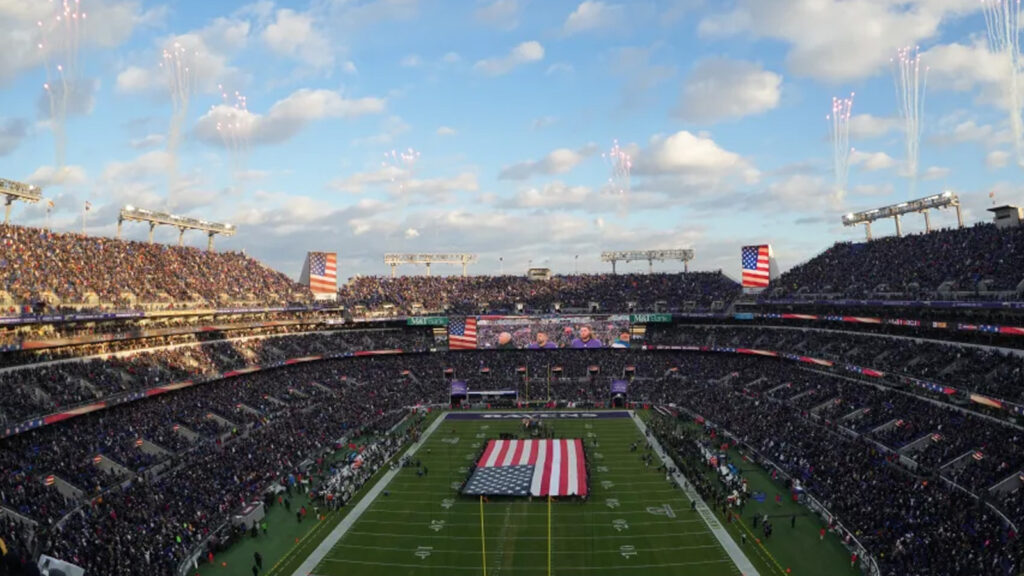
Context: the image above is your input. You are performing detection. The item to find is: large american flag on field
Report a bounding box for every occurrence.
[741,245,771,288]
[308,252,337,294]
[448,317,478,350]
[463,439,588,497]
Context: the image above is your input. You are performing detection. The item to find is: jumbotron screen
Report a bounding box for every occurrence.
[475,315,631,349]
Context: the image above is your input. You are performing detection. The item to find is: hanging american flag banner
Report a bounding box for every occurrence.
[741,245,771,288]
[463,438,588,497]
[448,317,478,350]
[306,252,337,294]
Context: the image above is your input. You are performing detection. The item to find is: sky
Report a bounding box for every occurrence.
[0,0,1020,282]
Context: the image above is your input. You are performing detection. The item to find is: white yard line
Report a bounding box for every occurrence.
[290,412,448,576]
[629,411,761,576]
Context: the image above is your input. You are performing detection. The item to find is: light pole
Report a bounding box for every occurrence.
[499,257,504,275]
[574,254,579,274]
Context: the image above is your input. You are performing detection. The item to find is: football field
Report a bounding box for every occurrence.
[300,412,749,576]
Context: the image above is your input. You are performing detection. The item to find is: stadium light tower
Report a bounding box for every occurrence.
[600,249,695,274]
[842,191,963,240]
[384,253,479,277]
[0,178,42,224]
[117,205,236,250]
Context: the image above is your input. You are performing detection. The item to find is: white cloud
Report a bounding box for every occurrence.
[116,16,251,96]
[261,9,334,71]
[531,116,557,130]
[505,181,592,209]
[401,54,422,67]
[921,166,950,180]
[25,165,87,187]
[195,89,386,147]
[849,114,901,140]
[987,150,1010,168]
[475,0,521,30]
[0,118,28,156]
[130,133,166,150]
[676,58,782,123]
[546,63,574,76]
[698,0,979,81]
[0,0,155,85]
[499,146,594,180]
[330,168,479,202]
[474,41,544,76]
[850,149,898,172]
[633,130,760,184]
[436,126,457,136]
[564,1,624,35]
[404,227,420,239]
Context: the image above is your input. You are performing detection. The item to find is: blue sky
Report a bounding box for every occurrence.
[0,0,1019,281]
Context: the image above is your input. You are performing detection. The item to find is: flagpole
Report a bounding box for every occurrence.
[479,495,487,576]
[547,495,552,576]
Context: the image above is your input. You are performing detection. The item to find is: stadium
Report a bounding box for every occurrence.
[4,2,1024,576]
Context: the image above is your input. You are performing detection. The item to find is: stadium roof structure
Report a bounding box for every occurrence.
[842,191,963,240]
[117,205,236,250]
[600,249,695,274]
[384,252,479,277]
[0,177,42,224]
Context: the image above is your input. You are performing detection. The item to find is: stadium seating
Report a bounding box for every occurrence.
[770,223,1024,299]
[338,271,740,313]
[0,224,309,308]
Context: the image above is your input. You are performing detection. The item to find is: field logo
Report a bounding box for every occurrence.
[585,423,593,429]
[429,520,445,532]
[442,437,460,445]
[597,466,609,473]
[646,504,676,518]
[441,498,455,510]
[476,433,486,439]
[450,481,463,490]
[586,432,597,438]
[612,519,629,532]
[601,480,614,489]
[458,466,469,474]
[619,545,638,558]
[464,453,475,460]
[593,452,604,460]
[415,546,433,559]
[605,498,620,509]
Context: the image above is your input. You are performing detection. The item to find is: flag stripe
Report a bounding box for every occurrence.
[574,439,588,496]
[531,440,549,495]
[519,439,534,465]
[547,439,562,496]
[559,439,572,496]
[478,440,499,467]
[508,440,526,466]
[492,440,511,467]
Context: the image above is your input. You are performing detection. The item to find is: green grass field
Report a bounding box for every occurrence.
[300,413,747,576]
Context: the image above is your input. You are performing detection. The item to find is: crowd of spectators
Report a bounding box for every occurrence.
[338,272,740,313]
[678,377,1021,576]
[0,224,308,306]
[647,324,1024,403]
[0,328,433,426]
[771,223,1024,299]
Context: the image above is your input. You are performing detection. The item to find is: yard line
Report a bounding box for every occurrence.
[343,530,715,540]
[352,518,697,527]
[319,558,736,571]
[330,543,724,555]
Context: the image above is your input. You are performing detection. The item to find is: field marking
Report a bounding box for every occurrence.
[630,411,761,576]
[330,543,723,555]
[342,529,713,541]
[353,518,692,528]
[288,412,448,576]
[316,557,735,572]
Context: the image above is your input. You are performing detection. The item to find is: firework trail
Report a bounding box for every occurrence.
[601,139,632,214]
[983,0,1024,167]
[381,148,421,248]
[37,0,87,171]
[827,93,854,205]
[893,46,928,196]
[214,86,253,189]
[161,43,197,198]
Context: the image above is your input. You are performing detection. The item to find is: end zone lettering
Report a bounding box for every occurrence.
[445,411,630,420]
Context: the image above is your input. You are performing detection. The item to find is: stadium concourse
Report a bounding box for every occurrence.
[0,222,1022,575]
